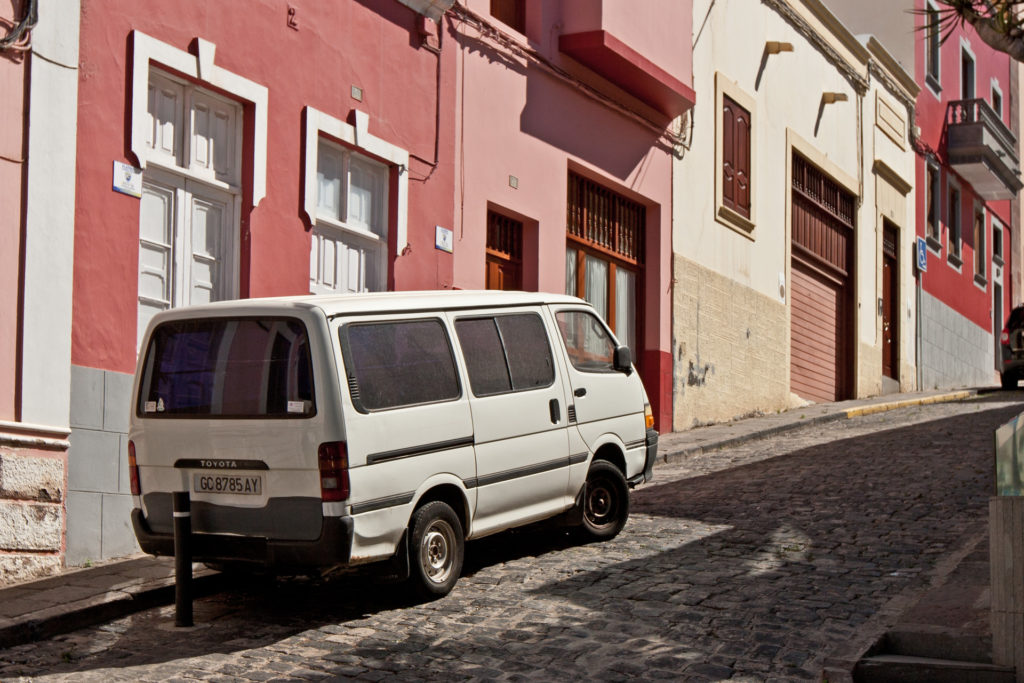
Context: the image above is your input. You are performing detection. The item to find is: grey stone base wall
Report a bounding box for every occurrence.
[68,366,139,566]
[0,436,67,585]
[919,290,996,390]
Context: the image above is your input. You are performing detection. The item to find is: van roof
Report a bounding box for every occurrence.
[150,290,590,320]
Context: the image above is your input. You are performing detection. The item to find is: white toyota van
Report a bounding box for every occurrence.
[129,290,658,597]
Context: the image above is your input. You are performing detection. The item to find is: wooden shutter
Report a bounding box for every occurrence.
[722,95,751,218]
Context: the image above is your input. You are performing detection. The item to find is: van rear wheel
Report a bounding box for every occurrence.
[408,501,464,599]
[579,460,629,540]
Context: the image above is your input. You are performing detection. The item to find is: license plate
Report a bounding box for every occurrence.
[193,473,263,495]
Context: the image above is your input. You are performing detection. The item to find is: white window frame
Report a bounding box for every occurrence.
[947,177,963,269]
[303,107,409,255]
[991,78,1004,121]
[309,139,390,294]
[993,218,1004,265]
[973,202,987,288]
[960,39,976,101]
[925,160,942,251]
[129,30,268,206]
[924,0,942,98]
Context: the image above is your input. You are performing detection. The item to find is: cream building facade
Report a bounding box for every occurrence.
[673,0,918,429]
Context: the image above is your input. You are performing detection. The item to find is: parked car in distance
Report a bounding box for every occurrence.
[129,290,658,598]
[1000,305,1024,389]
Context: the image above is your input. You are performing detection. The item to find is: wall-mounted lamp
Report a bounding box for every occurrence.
[765,41,794,54]
[822,92,848,104]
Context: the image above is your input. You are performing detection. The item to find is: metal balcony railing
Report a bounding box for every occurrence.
[945,98,1022,200]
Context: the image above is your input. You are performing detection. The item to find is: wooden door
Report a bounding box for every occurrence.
[486,211,522,291]
[882,223,898,380]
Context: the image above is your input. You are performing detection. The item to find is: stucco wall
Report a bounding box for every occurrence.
[451,9,677,428]
[673,254,789,429]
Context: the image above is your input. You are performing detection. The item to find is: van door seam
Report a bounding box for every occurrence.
[350,492,416,515]
[366,436,474,464]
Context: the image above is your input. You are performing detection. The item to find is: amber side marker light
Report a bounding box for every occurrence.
[127,440,141,496]
[644,403,655,430]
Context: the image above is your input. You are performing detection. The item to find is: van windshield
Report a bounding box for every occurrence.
[137,317,315,418]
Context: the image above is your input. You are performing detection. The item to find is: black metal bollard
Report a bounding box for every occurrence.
[172,490,193,627]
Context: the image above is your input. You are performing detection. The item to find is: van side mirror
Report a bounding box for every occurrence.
[613,345,632,374]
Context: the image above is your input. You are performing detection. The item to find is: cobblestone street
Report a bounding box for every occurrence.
[2,395,1021,682]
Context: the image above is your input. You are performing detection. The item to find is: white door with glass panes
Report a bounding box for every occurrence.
[138,68,241,348]
[138,170,236,347]
[310,140,389,294]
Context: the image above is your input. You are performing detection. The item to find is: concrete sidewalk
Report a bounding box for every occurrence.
[0,388,986,652]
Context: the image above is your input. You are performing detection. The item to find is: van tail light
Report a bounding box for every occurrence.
[318,441,350,502]
[127,440,141,496]
[1002,328,1010,346]
[644,403,655,430]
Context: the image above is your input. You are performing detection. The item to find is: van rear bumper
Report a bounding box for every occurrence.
[131,508,353,568]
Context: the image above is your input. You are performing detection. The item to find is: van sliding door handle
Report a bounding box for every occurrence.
[574,388,587,397]
[549,399,561,424]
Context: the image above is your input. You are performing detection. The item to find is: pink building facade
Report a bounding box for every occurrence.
[2,0,692,577]
[449,0,693,431]
[64,0,463,566]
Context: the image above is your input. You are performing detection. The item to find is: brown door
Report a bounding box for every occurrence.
[789,153,854,402]
[882,223,899,380]
[486,211,522,291]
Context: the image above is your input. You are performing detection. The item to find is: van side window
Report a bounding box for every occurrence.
[455,313,555,396]
[342,319,460,411]
[555,310,616,373]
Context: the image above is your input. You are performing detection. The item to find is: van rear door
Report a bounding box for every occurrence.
[132,315,326,541]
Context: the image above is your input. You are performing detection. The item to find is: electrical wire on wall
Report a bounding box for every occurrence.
[0,0,37,52]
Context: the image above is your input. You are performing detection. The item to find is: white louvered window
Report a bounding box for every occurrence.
[144,70,241,187]
[310,139,389,294]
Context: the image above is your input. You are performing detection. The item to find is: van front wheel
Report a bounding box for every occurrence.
[408,501,464,599]
[580,460,629,540]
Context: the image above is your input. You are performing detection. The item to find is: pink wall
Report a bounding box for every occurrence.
[914,0,1012,332]
[558,0,692,82]
[449,9,678,428]
[73,0,457,373]
[0,40,27,421]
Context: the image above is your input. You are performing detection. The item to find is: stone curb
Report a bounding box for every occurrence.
[0,570,227,650]
[660,389,978,464]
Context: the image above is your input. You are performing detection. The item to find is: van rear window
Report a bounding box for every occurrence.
[137,318,315,418]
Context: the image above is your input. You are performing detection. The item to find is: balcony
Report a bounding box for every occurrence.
[946,99,1023,201]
